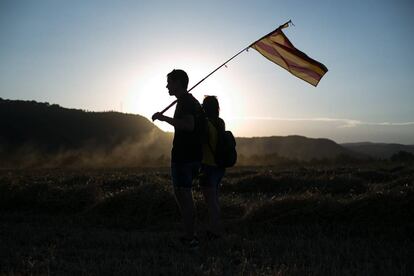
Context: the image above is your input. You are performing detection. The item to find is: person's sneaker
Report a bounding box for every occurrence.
[205,230,221,241]
[179,236,200,249]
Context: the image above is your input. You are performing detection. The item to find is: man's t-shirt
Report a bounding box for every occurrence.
[172,93,203,163]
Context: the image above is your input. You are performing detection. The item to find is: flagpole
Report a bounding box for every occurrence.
[157,46,249,115]
[156,20,292,116]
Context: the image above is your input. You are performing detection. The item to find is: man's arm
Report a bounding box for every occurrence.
[152,112,194,132]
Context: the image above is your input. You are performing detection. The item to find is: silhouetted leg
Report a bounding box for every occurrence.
[201,186,221,235]
[174,188,195,238]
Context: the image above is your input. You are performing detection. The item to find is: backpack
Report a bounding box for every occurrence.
[209,119,237,168]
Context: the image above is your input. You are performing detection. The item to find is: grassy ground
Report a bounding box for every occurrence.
[0,164,413,275]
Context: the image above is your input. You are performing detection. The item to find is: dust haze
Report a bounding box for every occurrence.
[0,129,172,169]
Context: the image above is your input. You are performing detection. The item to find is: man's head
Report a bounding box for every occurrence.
[166,69,189,97]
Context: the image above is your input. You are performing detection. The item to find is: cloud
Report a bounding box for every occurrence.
[229,116,414,128]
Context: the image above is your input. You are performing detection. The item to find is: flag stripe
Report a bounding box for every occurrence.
[254,40,323,82]
[253,41,289,69]
[273,38,328,74]
[253,44,322,86]
[273,41,327,76]
[257,38,327,77]
[270,30,294,48]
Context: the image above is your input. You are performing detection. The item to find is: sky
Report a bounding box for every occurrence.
[1,0,413,144]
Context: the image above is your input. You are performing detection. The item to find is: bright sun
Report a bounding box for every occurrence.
[123,53,243,133]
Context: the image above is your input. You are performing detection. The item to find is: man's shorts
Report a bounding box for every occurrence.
[171,162,201,189]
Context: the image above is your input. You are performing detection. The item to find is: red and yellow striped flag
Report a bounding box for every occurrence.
[251,22,328,86]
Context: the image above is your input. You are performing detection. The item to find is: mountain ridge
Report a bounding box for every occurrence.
[342,142,414,159]
[1,98,412,167]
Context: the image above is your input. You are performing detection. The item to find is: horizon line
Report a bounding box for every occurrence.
[228,116,414,128]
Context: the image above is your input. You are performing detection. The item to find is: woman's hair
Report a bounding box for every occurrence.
[203,95,225,131]
[202,95,220,119]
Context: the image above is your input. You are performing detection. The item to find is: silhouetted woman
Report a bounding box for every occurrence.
[200,95,225,238]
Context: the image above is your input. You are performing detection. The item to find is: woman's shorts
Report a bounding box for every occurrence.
[199,164,225,189]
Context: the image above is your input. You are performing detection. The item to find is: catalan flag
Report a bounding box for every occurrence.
[251,21,328,86]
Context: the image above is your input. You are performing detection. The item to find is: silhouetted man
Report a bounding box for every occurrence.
[152,69,202,248]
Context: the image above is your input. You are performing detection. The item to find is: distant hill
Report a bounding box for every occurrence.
[0,98,172,167]
[342,142,414,159]
[237,136,355,162]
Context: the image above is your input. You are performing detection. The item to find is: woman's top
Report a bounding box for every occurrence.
[202,119,218,166]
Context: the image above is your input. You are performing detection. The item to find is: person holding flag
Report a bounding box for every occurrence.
[152,69,203,249]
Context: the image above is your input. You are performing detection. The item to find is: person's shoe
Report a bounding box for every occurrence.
[179,236,200,249]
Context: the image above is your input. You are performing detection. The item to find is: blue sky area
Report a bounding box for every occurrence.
[1,0,413,143]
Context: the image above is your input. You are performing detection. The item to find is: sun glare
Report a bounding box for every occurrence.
[123,52,244,133]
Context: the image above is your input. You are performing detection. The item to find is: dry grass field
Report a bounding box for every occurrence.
[0,163,413,275]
